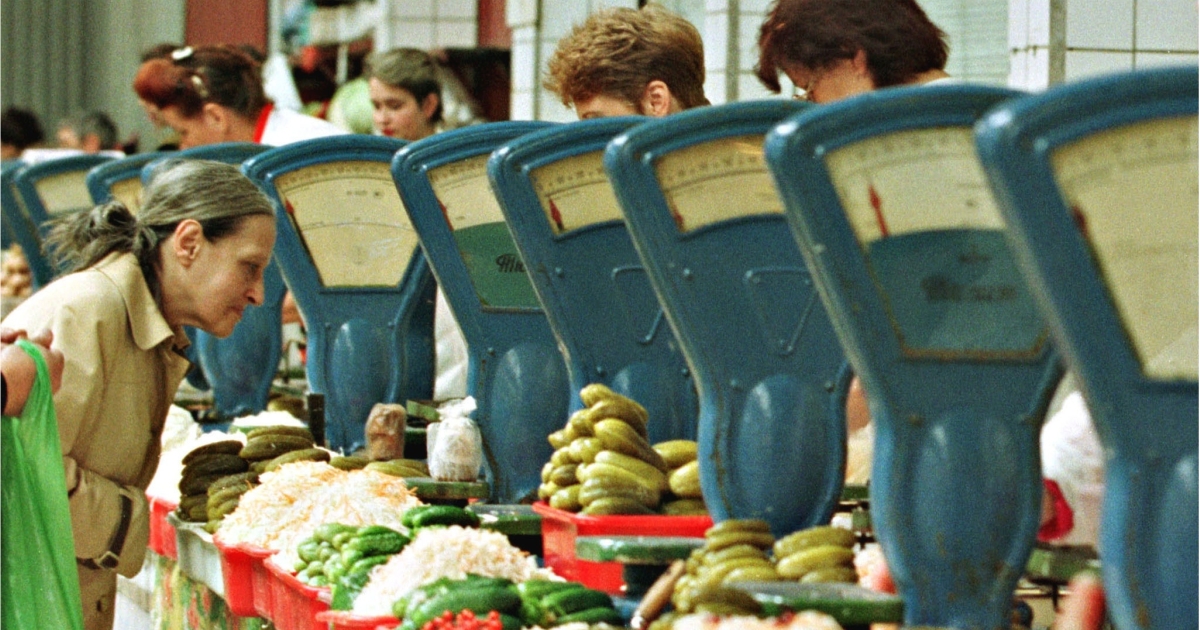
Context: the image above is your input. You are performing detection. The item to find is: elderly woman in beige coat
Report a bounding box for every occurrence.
[2,159,276,630]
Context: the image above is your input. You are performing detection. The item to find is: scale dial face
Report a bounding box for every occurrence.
[654,134,785,232]
[530,151,622,234]
[275,161,417,288]
[36,171,93,215]
[109,178,142,214]
[826,127,1004,243]
[1051,115,1198,381]
[824,126,1043,360]
[428,155,541,310]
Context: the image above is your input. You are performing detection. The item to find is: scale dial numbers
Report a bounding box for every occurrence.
[654,134,785,233]
[428,155,503,230]
[275,161,416,288]
[824,127,1004,246]
[530,151,622,234]
[1051,115,1199,381]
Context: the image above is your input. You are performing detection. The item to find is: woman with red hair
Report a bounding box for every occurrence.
[133,45,342,148]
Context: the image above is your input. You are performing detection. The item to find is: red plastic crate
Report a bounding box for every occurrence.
[147,495,179,560]
[315,610,400,630]
[213,538,272,618]
[266,557,330,630]
[531,502,711,594]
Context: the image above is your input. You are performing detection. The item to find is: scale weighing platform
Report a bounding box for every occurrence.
[142,143,283,418]
[392,121,570,504]
[487,117,697,440]
[764,85,1061,628]
[11,154,116,284]
[604,101,851,537]
[244,136,436,452]
[86,151,168,212]
[976,65,1197,629]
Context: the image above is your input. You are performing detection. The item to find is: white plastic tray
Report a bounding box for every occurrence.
[167,511,225,597]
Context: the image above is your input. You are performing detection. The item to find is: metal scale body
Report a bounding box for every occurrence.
[604,101,851,537]
[11,154,116,285]
[976,66,1197,629]
[1,161,55,289]
[244,136,436,452]
[487,118,697,441]
[86,151,169,212]
[391,121,570,503]
[1,160,22,250]
[143,143,284,418]
[765,86,1061,628]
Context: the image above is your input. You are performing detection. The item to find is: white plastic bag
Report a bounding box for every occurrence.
[428,397,482,482]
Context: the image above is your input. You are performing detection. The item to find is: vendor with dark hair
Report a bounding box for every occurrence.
[755,0,951,103]
[2,159,276,630]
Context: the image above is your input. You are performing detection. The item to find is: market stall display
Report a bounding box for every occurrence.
[242,135,437,452]
[392,121,568,504]
[604,101,850,537]
[487,118,698,442]
[763,85,1059,628]
[976,65,1198,629]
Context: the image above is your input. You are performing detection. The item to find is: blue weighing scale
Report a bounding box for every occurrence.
[1,161,55,288]
[604,101,851,537]
[391,121,570,504]
[764,85,1061,628]
[11,154,116,284]
[976,66,1197,629]
[1,160,22,250]
[86,151,169,212]
[487,118,697,442]
[244,136,436,452]
[143,143,284,419]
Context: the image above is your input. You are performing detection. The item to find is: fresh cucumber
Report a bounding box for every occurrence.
[541,587,613,617]
[555,605,624,625]
[407,585,522,630]
[409,505,482,529]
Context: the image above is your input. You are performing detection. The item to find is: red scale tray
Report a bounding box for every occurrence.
[213,538,273,618]
[531,502,711,594]
[147,495,179,560]
[315,609,401,630]
[265,557,331,630]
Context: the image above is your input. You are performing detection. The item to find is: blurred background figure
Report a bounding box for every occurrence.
[55,111,122,154]
[1,107,46,160]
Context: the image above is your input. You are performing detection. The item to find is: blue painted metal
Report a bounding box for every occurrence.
[604,101,850,538]
[0,160,20,249]
[487,118,697,443]
[86,151,169,208]
[12,154,116,284]
[1,161,54,288]
[391,121,567,503]
[976,66,1197,629]
[765,85,1060,628]
[143,143,282,418]
[244,136,435,452]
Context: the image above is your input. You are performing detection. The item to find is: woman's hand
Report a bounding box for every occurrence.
[2,327,64,415]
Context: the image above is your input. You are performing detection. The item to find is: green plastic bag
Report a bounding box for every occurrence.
[2,339,84,630]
